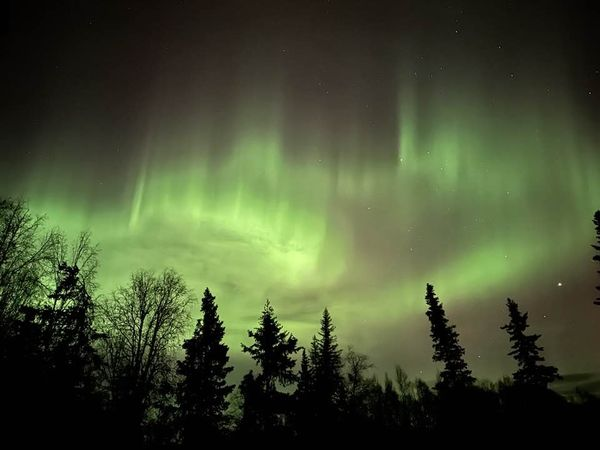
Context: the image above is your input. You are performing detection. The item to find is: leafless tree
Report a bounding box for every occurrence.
[97,268,193,427]
[48,230,99,298]
[345,345,373,398]
[0,198,57,330]
[395,365,415,401]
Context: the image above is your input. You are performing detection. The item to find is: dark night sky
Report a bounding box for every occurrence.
[2,0,600,381]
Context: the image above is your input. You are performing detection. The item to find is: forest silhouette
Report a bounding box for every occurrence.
[1,197,599,446]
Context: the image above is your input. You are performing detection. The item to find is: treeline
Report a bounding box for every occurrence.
[1,198,600,446]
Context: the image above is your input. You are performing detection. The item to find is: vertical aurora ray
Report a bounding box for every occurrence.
[3,1,600,380]
[11,76,600,380]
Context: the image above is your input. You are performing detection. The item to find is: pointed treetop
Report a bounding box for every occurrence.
[423,283,474,390]
[501,297,560,388]
[592,211,600,305]
[242,299,299,391]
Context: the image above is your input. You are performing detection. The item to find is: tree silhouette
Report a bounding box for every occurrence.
[395,365,417,429]
[424,283,474,390]
[3,259,102,445]
[297,349,312,399]
[42,262,99,392]
[381,374,401,430]
[238,370,261,433]
[293,349,314,435]
[345,346,372,401]
[0,198,56,335]
[593,210,600,306]
[98,269,192,445]
[46,262,102,440]
[412,378,436,431]
[49,231,99,293]
[344,347,373,430]
[242,300,298,391]
[242,300,298,431]
[501,298,560,388]
[177,288,234,444]
[311,308,344,422]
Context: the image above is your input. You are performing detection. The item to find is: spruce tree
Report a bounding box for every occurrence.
[296,349,312,400]
[239,370,261,433]
[294,349,314,434]
[43,262,99,394]
[177,288,234,443]
[501,298,560,388]
[424,283,474,390]
[382,374,401,430]
[242,300,298,430]
[593,210,600,306]
[311,308,344,416]
[13,262,101,444]
[242,300,298,391]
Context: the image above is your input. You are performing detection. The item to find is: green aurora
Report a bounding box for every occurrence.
[3,1,600,380]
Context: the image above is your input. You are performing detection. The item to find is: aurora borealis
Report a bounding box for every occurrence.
[3,1,600,381]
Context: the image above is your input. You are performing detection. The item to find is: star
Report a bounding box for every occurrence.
[557,282,563,287]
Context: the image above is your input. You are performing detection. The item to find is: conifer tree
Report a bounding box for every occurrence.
[296,349,312,400]
[242,301,298,430]
[12,262,101,445]
[242,300,298,391]
[239,370,261,433]
[294,349,314,434]
[593,210,600,306]
[424,283,474,390]
[501,298,560,388]
[311,308,344,416]
[43,262,99,392]
[177,288,234,443]
[382,374,401,429]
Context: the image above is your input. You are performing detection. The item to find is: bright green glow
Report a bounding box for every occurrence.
[12,75,600,380]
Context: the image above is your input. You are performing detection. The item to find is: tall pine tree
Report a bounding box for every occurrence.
[177,288,234,443]
[424,283,474,390]
[294,349,314,435]
[242,300,298,391]
[311,308,344,418]
[296,349,312,401]
[43,262,99,396]
[501,298,560,388]
[242,300,298,430]
[593,210,600,306]
[10,262,101,445]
